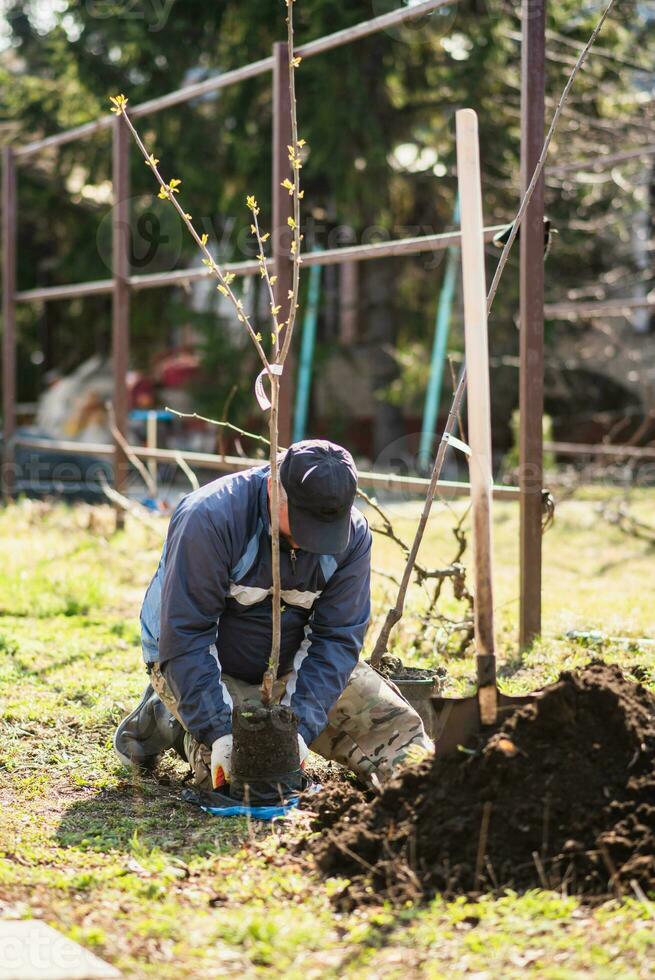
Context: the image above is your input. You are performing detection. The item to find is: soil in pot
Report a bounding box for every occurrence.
[370,653,447,684]
[230,704,302,804]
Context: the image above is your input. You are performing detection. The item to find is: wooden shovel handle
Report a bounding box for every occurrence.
[455,109,497,714]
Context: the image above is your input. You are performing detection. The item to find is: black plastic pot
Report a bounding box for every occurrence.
[370,656,445,741]
[229,704,303,804]
[392,675,441,740]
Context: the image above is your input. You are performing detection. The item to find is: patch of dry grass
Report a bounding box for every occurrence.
[0,494,653,978]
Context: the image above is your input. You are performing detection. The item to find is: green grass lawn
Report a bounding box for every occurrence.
[0,493,654,978]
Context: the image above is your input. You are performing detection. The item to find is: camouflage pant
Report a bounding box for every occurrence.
[150,660,431,790]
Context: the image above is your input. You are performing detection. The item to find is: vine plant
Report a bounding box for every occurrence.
[109,0,303,705]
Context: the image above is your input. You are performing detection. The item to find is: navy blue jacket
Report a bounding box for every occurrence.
[139,465,372,748]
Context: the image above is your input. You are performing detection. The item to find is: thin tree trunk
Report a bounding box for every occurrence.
[262,374,281,705]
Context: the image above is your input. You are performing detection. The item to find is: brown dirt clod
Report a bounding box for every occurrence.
[304,661,655,907]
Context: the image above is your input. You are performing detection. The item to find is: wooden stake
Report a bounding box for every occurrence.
[456,109,497,725]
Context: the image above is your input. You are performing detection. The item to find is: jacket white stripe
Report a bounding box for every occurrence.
[228,584,270,606]
[230,519,264,582]
[281,588,322,609]
[281,623,313,707]
[228,583,321,609]
[209,642,233,711]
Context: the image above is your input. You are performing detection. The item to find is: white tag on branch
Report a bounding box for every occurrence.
[255,363,284,411]
[443,432,472,457]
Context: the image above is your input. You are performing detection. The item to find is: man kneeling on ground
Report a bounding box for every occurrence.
[114,439,431,789]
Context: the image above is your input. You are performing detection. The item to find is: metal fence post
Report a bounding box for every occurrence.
[272,40,295,447]
[112,117,130,514]
[146,410,158,495]
[519,0,546,649]
[2,146,17,499]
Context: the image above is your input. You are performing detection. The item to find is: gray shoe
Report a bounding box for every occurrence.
[113,683,187,768]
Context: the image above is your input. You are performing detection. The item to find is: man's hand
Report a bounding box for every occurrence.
[211,734,233,788]
[212,732,307,789]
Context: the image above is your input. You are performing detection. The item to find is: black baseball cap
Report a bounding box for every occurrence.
[279,440,358,554]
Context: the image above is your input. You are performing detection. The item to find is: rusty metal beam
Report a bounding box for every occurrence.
[16,279,113,303]
[15,226,506,307]
[550,142,655,175]
[295,0,452,60]
[545,440,655,460]
[12,433,523,501]
[13,0,453,160]
[112,117,130,507]
[14,259,263,304]
[128,258,262,292]
[13,60,274,160]
[544,294,655,319]
[272,41,294,446]
[300,225,506,266]
[15,224,512,314]
[2,146,17,498]
[519,0,546,650]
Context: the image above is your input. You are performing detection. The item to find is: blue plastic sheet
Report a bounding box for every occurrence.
[182,783,321,822]
[200,799,300,821]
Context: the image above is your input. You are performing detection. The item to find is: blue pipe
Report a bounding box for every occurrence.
[292,251,322,443]
[418,200,460,467]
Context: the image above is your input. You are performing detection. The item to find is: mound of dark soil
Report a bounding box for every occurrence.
[302,780,370,831]
[305,662,655,907]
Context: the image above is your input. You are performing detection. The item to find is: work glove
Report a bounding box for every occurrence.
[212,732,308,788]
[211,733,233,789]
[298,733,309,768]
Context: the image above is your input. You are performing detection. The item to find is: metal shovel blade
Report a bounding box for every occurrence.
[431,690,542,756]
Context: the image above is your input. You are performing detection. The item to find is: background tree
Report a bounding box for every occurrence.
[1,0,653,454]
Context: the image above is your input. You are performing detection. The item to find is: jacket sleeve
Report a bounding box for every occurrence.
[282,519,372,745]
[158,500,234,748]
